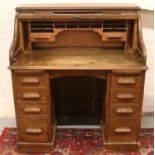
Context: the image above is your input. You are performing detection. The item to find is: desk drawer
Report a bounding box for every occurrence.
[16,88,48,101]
[106,117,139,142]
[14,71,47,88]
[102,32,126,42]
[110,103,140,117]
[111,89,141,103]
[15,76,47,87]
[18,116,49,143]
[30,33,55,42]
[18,104,48,116]
[111,75,142,88]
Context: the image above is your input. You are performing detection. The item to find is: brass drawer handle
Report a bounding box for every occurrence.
[24,107,41,113]
[117,93,134,100]
[114,127,131,134]
[116,108,134,114]
[25,128,42,134]
[21,77,40,84]
[22,93,40,99]
[117,78,136,85]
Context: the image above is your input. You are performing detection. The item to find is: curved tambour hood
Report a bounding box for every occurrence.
[16,3,140,13]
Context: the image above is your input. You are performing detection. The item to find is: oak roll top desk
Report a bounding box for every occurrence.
[9,4,147,153]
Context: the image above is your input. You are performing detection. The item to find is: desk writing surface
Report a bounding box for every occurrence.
[11,47,145,70]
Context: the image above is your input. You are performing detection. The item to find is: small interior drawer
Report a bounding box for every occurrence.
[110,103,140,117]
[105,117,139,142]
[102,32,126,42]
[30,33,55,42]
[111,75,142,88]
[17,116,49,143]
[110,89,141,103]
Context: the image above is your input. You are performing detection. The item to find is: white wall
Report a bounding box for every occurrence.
[140,10,154,113]
[0,0,154,118]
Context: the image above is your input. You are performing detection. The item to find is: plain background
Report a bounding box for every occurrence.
[0,0,154,121]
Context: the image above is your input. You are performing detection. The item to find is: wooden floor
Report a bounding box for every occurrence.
[10,47,145,70]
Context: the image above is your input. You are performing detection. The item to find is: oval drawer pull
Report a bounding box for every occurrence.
[21,77,40,84]
[114,127,131,134]
[24,107,41,113]
[117,78,136,85]
[117,93,134,100]
[22,93,40,99]
[25,128,42,134]
[116,108,134,114]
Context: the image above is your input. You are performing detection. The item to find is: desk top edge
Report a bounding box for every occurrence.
[16,3,140,12]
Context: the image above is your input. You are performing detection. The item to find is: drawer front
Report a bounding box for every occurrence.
[110,103,140,117]
[102,32,126,42]
[111,89,141,103]
[13,70,48,87]
[17,103,48,116]
[18,116,49,143]
[111,75,142,88]
[106,117,139,142]
[30,33,55,42]
[16,88,48,101]
[15,74,47,88]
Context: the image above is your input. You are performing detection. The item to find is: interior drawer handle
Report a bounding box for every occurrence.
[116,108,134,114]
[25,128,42,134]
[34,36,51,40]
[21,77,40,84]
[107,36,123,39]
[114,127,131,134]
[117,93,134,100]
[24,107,41,113]
[22,93,40,99]
[117,78,136,85]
